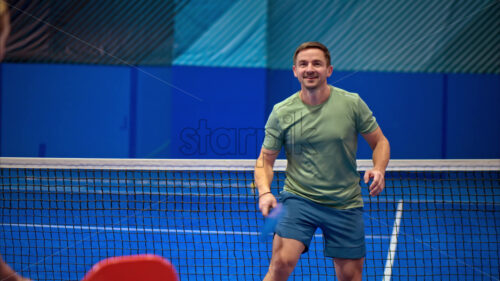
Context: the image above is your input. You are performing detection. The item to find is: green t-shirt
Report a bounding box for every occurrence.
[263,85,378,209]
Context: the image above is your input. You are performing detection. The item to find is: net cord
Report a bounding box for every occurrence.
[1,157,499,171]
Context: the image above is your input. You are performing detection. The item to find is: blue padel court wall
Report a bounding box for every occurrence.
[1,63,499,159]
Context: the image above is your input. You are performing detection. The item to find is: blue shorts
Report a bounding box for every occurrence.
[275,191,366,259]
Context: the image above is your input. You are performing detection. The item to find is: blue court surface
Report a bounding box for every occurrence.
[1,169,499,281]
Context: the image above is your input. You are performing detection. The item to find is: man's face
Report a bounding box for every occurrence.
[293,48,333,90]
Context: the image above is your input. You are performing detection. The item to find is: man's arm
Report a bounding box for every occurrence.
[362,127,390,196]
[254,148,280,216]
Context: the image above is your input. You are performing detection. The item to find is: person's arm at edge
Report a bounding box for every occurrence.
[254,147,280,216]
[0,254,31,281]
[362,127,390,197]
[0,0,10,61]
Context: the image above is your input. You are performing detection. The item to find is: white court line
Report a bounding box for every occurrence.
[382,199,404,281]
[0,223,390,239]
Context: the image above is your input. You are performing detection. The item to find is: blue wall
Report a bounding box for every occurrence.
[169,66,267,159]
[134,66,173,158]
[1,63,499,159]
[445,74,500,158]
[1,64,131,157]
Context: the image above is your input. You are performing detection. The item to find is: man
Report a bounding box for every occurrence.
[255,41,390,281]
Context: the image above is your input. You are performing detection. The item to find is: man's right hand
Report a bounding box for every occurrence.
[259,192,277,217]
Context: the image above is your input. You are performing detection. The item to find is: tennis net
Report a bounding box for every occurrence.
[0,158,499,281]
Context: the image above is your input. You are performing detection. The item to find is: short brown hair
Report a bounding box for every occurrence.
[293,42,331,66]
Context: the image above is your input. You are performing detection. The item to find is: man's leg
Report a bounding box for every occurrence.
[333,257,364,281]
[263,235,305,281]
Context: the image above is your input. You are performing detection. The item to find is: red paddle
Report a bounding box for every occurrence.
[82,254,178,281]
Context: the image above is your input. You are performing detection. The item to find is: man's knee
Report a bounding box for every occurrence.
[337,269,361,281]
[268,254,297,277]
[271,254,296,270]
[334,257,363,281]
